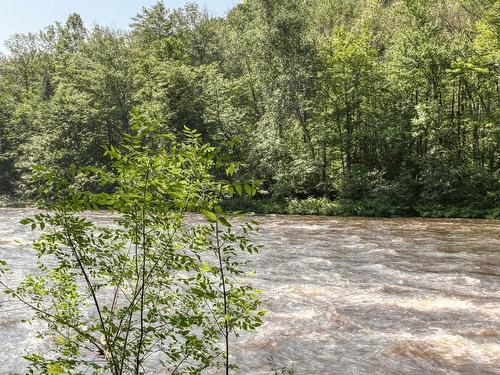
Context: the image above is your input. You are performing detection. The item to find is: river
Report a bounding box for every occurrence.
[0,208,499,374]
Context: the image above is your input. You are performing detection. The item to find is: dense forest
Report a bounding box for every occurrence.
[0,0,499,217]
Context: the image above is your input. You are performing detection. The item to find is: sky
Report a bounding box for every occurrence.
[0,0,241,49]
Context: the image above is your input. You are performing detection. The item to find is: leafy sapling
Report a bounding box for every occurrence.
[0,112,265,375]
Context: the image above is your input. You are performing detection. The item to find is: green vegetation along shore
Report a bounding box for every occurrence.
[226,197,500,219]
[0,0,499,217]
[3,195,498,219]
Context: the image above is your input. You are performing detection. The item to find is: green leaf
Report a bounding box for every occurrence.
[218,216,231,227]
[191,288,207,298]
[202,210,217,222]
[199,261,211,273]
[251,180,262,197]
[235,183,242,197]
[225,163,236,176]
[244,182,252,196]
[47,363,65,374]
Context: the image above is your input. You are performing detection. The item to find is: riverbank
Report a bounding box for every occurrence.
[0,196,31,208]
[224,197,500,219]
[2,195,499,219]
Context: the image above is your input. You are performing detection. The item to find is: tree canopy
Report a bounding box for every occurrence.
[0,0,498,216]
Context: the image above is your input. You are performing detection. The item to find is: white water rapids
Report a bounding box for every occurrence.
[0,209,499,374]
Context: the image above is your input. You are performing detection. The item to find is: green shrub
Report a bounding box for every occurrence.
[0,113,264,374]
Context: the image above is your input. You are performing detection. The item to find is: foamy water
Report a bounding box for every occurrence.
[1,209,499,374]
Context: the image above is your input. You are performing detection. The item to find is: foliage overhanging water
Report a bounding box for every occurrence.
[1,209,499,374]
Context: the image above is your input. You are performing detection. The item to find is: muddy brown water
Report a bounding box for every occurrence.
[0,208,499,374]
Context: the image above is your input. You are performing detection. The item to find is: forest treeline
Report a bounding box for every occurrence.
[0,0,499,217]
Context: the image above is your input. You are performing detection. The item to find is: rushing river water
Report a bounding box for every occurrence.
[0,208,499,374]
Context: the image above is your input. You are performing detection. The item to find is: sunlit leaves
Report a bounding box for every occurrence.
[7,112,263,374]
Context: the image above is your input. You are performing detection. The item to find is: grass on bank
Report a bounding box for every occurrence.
[2,195,499,219]
[224,196,500,219]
